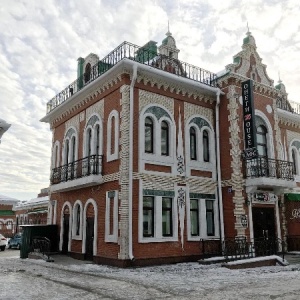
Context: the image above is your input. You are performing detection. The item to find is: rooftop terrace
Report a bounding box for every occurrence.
[45,41,218,114]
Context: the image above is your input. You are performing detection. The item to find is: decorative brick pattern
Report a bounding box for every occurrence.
[86,100,104,121]
[139,90,174,114]
[65,114,80,133]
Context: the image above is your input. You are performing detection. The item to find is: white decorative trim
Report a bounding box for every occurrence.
[52,140,61,168]
[255,109,275,159]
[72,200,83,240]
[138,181,178,243]
[105,191,119,243]
[82,198,98,256]
[107,110,119,161]
[139,103,177,174]
[59,202,72,252]
[185,115,216,178]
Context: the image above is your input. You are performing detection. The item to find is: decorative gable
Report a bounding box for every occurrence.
[226,31,274,87]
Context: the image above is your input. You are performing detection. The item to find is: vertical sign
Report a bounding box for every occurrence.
[242,79,257,159]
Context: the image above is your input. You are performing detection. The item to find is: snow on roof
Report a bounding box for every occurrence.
[0,194,20,204]
[14,196,49,210]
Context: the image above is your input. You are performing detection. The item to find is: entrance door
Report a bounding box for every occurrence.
[62,214,70,254]
[252,207,276,255]
[85,217,94,260]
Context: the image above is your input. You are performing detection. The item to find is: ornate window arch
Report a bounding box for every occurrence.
[139,104,176,173]
[185,115,216,177]
[63,127,78,165]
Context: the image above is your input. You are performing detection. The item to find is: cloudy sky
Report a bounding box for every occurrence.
[0,0,300,200]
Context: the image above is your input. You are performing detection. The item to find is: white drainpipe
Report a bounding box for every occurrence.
[216,89,225,242]
[128,64,137,260]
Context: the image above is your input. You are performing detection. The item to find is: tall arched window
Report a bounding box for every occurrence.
[292,149,298,175]
[256,125,268,157]
[65,140,70,165]
[95,124,100,155]
[111,116,115,154]
[84,63,91,83]
[71,136,76,162]
[161,121,169,156]
[76,205,81,236]
[190,127,197,160]
[203,130,209,162]
[145,117,154,153]
[87,128,92,157]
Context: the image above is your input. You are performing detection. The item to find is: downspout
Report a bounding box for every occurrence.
[216,89,225,243]
[128,64,137,261]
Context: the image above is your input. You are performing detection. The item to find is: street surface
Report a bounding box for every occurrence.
[1,249,300,299]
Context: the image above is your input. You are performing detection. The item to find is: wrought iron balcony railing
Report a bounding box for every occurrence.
[46,41,217,114]
[51,155,103,185]
[244,157,295,180]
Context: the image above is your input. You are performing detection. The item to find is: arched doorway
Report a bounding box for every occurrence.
[85,203,94,260]
[62,206,70,254]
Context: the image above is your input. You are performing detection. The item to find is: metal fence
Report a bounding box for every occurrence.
[46,41,217,114]
[201,237,286,261]
[244,157,294,180]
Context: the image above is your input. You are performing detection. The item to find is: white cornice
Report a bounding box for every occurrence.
[41,59,222,125]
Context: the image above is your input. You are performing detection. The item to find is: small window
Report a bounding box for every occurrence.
[143,197,154,237]
[84,63,91,83]
[203,130,209,162]
[162,197,172,236]
[206,200,215,236]
[145,117,154,153]
[190,127,197,160]
[190,199,199,236]
[256,125,268,157]
[161,121,169,156]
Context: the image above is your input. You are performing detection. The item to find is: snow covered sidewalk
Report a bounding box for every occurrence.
[1,254,300,299]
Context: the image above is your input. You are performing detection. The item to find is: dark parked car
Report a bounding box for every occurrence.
[8,233,22,249]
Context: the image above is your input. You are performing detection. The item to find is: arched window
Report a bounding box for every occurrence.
[256,125,268,157]
[190,127,197,160]
[111,116,115,154]
[84,63,91,83]
[95,124,100,155]
[161,121,169,156]
[203,130,209,162]
[65,140,70,164]
[76,205,81,236]
[145,117,154,153]
[87,128,92,157]
[292,149,298,175]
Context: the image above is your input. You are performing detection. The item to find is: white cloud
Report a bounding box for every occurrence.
[0,0,300,199]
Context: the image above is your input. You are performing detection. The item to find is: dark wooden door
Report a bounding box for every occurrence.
[85,217,94,260]
[252,207,277,256]
[62,214,70,254]
[252,207,276,240]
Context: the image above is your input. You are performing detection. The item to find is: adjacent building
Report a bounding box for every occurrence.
[41,29,300,266]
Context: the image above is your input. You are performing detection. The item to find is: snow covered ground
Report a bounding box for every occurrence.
[1,252,300,299]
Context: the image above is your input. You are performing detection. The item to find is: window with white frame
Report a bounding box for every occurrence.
[186,117,214,170]
[140,106,175,170]
[141,191,177,242]
[63,128,78,177]
[292,148,298,175]
[190,199,199,236]
[107,110,119,161]
[145,117,154,153]
[52,141,60,169]
[205,200,215,236]
[72,201,83,239]
[105,191,118,242]
[84,114,103,174]
[187,195,218,240]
